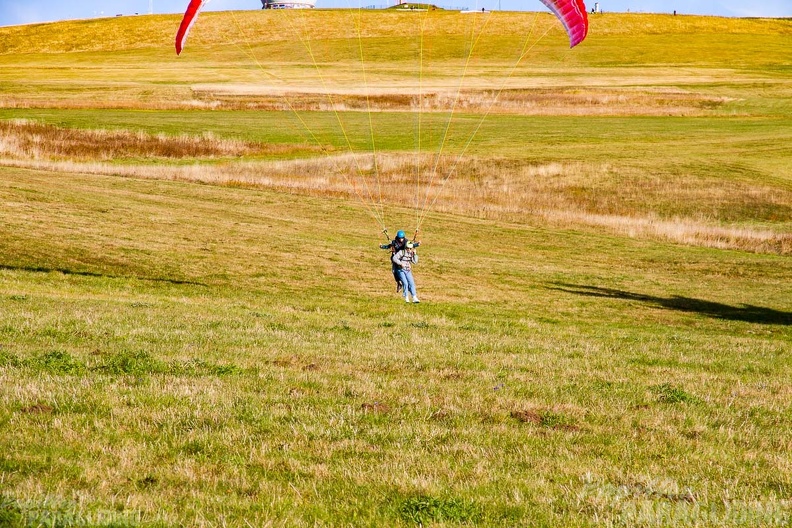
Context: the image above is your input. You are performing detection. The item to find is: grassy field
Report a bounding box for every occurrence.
[1,8,791,527]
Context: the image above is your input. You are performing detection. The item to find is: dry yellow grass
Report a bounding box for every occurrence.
[1,11,790,55]
[1,12,789,256]
[0,68,738,116]
[3,140,789,255]
[188,86,729,117]
[0,86,730,117]
[0,119,320,159]
[3,10,781,116]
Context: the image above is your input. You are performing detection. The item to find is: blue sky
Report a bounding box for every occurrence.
[1,0,790,26]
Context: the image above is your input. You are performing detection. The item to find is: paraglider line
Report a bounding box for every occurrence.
[353,7,387,228]
[419,11,492,225]
[414,13,428,232]
[417,16,557,231]
[228,9,387,231]
[285,9,387,230]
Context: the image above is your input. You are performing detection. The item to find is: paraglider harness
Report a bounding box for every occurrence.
[381,229,420,292]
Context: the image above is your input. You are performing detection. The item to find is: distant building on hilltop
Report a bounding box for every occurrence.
[261,0,316,8]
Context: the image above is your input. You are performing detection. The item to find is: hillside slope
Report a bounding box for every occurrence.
[1,161,791,526]
[1,10,791,527]
[1,10,790,58]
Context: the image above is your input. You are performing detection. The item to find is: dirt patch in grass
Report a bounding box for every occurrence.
[19,404,54,414]
[361,402,391,414]
[429,409,451,421]
[510,409,543,424]
[511,408,579,431]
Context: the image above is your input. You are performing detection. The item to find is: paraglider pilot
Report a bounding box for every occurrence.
[380,230,420,293]
[392,241,420,303]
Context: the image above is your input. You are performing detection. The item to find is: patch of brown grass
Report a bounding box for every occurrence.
[539,209,792,255]
[188,86,729,116]
[19,403,54,414]
[361,402,391,414]
[0,86,727,117]
[2,119,788,255]
[0,119,316,160]
[4,151,789,255]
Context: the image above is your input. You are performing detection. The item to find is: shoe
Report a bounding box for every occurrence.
[405,296,411,303]
[412,296,420,303]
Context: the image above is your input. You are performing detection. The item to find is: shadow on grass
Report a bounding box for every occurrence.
[0,264,205,286]
[551,283,791,326]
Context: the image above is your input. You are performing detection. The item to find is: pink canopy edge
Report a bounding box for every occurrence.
[175,0,205,56]
[538,0,589,48]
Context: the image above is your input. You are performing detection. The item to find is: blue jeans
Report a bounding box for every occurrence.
[397,269,416,298]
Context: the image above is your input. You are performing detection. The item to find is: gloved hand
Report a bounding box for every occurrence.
[379,244,389,249]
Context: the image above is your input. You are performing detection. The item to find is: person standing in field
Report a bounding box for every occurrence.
[392,241,420,303]
[380,230,420,292]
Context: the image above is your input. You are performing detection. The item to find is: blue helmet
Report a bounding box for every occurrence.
[396,230,406,239]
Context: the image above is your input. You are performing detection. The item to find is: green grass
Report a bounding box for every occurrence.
[1,9,791,527]
[1,168,790,526]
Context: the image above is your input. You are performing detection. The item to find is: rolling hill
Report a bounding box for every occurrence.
[1,10,791,527]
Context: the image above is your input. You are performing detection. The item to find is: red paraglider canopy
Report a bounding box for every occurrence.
[538,0,588,48]
[175,0,205,56]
